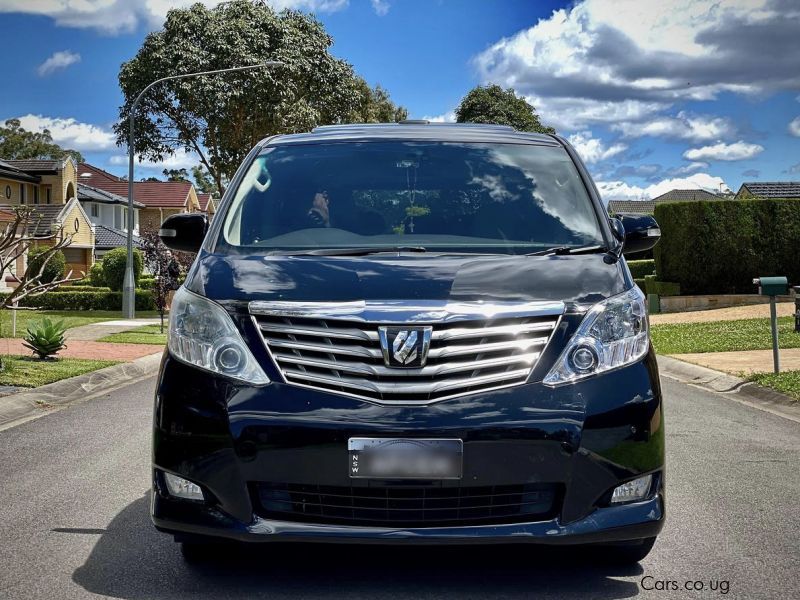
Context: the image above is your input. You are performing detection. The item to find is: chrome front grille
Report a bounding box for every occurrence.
[250,300,562,405]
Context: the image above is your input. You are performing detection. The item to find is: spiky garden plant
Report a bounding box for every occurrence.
[22,318,67,360]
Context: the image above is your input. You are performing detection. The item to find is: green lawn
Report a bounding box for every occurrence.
[0,355,120,388]
[0,310,163,339]
[650,316,800,355]
[98,323,167,345]
[749,370,800,401]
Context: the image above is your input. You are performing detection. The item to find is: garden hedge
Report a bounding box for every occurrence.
[27,247,66,283]
[627,259,655,279]
[653,198,800,295]
[1,290,155,311]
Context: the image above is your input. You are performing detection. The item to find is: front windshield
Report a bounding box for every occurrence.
[221,141,604,253]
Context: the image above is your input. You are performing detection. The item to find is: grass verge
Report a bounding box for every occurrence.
[0,355,120,388]
[0,310,164,339]
[651,316,800,354]
[748,370,800,402]
[98,324,167,345]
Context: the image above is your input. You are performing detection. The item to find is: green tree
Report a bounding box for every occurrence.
[455,85,555,134]
[26,247,66,284]
[115,0,405,197]
[191,165,217,194]
[0,119,84,162]
[163,168,189,182]
[348,78,408,123]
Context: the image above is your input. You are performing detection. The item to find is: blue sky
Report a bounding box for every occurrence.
[1,0,799,200]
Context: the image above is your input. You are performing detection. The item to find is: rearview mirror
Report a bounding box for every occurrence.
[616,214,661,255]
[159,213,208,253]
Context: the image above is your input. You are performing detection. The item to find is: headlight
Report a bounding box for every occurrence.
[543,287,648,386]
[168,287,269,385]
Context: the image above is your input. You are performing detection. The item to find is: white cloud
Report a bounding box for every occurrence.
[473,0,799,133]
[567,131,626,164]
[370,0,390,16]
[597,172,728,201]
[37,50,80,76]
[612,111,735,142]
[109,149,198,171]
[789,116,800,137]
[422,111,456,123]
[0,1,349,34]
[683,141,764,162]
[9,114,116,151]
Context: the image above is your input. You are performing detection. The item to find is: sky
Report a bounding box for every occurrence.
[1,0,799,201]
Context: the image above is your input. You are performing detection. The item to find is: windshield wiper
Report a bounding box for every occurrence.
[525,244,609,256]
[276,246,428,257]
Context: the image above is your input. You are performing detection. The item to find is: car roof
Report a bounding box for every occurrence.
[261,122,560,147]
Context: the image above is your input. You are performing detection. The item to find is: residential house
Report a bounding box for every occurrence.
[0,158,95,288]
[197,193,218,221]
[77,163,200,233]
[607,188,725,215]
[94,224,141,261]
[735,182,800,199]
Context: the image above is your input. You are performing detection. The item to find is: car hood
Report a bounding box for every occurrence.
[186,252,629,310]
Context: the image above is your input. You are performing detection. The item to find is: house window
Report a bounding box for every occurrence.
[90,203,99,218]
[45,187,51,204]
[4,185,10,200]
[33,187,39,204]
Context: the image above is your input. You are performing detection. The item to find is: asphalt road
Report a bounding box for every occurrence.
[0,375,798,600]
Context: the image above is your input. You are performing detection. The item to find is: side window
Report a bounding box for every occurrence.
[46,187,52,204]
[33,187,39,204]
[20,184,26,204]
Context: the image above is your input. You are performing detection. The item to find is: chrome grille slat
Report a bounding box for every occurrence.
[283,367,534,396]
[272,352,541,378]
[251,301,562,405]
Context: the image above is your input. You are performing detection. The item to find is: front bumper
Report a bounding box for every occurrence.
[152,348,665,544]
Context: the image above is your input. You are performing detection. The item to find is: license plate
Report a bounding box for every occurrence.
[348,438,463,479]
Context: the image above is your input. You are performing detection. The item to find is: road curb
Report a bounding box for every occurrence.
[0,351,163,432]
[657,355,800,423]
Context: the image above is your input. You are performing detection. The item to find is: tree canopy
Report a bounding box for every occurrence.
[455,85,555,134]
[0,119,84,162]
[115,0,406,196]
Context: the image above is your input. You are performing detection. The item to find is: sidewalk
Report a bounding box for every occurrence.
[670,348,800,376]
[65,318,161,341]
[651,302,795,325]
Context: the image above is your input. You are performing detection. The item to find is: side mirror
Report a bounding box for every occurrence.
[616,213,661,255]
[159,213,208,253]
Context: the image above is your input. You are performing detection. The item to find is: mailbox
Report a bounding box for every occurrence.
[753,276,788,297]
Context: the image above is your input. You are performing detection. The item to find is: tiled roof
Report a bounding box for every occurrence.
[95,224,141,249]
[77,163,193,208]
[739,181,800,198]
[607,200,655,215]
[608,188,727,215]
[77,182,145,208]
[0,159,41,183]
[650,189,723,202]
[27,204,67,236]
[2,159,62,173]
[197,193,217,212]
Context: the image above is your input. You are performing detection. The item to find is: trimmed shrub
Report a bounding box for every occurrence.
[1,290,155,311]
[642,274,680,297]
[27,247,66,284]
[654,198,800,295]
[138,277,156,290]
[627,259,655,279]
[89,263,105,287]
[633,278,646,292]
[101,247,143,291]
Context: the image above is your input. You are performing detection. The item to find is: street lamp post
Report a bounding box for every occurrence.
[122,62,282,319]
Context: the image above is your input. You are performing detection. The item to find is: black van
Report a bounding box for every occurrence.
[153,122,664,563]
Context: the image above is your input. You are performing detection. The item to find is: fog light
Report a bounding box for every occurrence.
[610,474,652,504]
[164,472,205,501]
